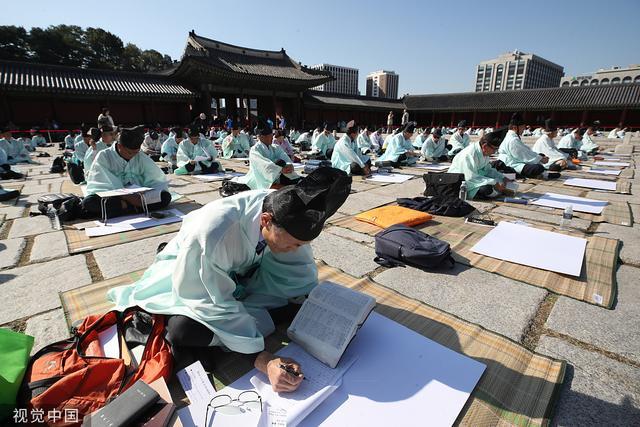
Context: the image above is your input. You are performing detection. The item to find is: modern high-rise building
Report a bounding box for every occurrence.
[475,50,564,92]
[310,64,359,95]
[560,64,640,87]
[366,70,399,99]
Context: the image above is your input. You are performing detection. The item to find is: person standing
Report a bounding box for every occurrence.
[98,107,115,128]
[387,111,394,133]
[401,109,409,126]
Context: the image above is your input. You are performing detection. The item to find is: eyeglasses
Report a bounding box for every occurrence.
[204,391,262,426]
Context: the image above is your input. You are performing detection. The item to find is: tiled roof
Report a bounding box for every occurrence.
[404,84,640,111]
[179,32,333,85]
[305,91,404,110]
[0,60,197,99]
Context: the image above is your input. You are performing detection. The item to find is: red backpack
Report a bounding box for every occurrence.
[19,308,172,426]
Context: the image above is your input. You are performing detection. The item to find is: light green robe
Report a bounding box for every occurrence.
[72,140,88,165]
[0,138,30,163]
[161,137,179,166]
[176,137,221,174]
[311,133,336,156]
[378,133,417,165]
[85,143,168,196]
[222,134,251,159]
[84,140,108,172]
[107,190,318,354]
[412,133,428,149]
[557,133,581,150]
[233,141,298,189]
[579,133,599,152]
[356,132,373,154]
[532,134,567,169]
[448,131,470,155]
[421,135,447,160]
[331,134,369,174]
[497,130,542,174]
[449,142,505,199]
[32,135,47,147]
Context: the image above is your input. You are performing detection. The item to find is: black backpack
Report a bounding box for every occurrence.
[50,156,66,173]
[374,224,455,270]
[423,173,465,198]
[397,196,475,217]
[303,160,332,174]
[219,179,251,198]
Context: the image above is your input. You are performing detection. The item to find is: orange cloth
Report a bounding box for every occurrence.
[571,159,581,165]
[355,205,432,228]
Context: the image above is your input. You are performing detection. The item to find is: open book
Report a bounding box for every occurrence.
[96,184,162,204]
[287,281,376,368]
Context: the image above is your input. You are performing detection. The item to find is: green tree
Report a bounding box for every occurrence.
[121,43,143,71]
[139,49,172,72]
[84,27,124,70]
[0,26,30,61]
[28,25,87,67]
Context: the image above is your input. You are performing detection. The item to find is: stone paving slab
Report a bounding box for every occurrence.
[0,255,92,324]
[167,178,192,187]
[19,183,51,195]
[536,336,640,426]
[546,265,640,364]
[585,191,638,205]
[187,191,222,205]
[176,183,217,195]
[24,308,70,355]
[311,232,379,278]
[0,205,26,220]
[325,226,376,247]
[368,178,426,199]
[337,191,397,215]
[0,238,26,269]
[92,233,178,279]
[594,223,640,266]
[349,181,380,193]
[30,231,69,263]
[8,215,54,239]
[374,263,547,341]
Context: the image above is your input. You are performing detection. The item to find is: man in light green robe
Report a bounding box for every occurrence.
[448,121,471,156]
[84,126,114,172]
[356,128,374,154]
[222,126,251,159]
[107,168,351,390]
[412,129,429,149]
[580,127,599,155]
[497,114,550,178]
[377,122,418,166]
[175,128,222,175]
[310,128,336,159]
[233,122,299,190]
[449,128,511,199]
[161,127,183,169]
[531,119,572,170]
[82,125,170,218]
[332,125,371,175]
[0,129,31,164]
[420,129,448,161]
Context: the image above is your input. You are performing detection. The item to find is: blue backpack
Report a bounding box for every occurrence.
[374,224,455,270]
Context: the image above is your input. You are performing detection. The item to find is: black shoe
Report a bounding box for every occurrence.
[156,242,168,254]
[0,189,20,201]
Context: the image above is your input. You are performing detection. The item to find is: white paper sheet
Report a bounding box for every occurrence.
[193,155,211,162]
[193,172,245,182]
[531,192,608,214]
[593,161,630,167]
[214,313,485,427]
[85,208,184,237]
[364,173,413,183]
[584,168,621,176]
[413,163,450,171]
[471,221,587,276]
[97,325,119,358]
[563,178,617,191]
[96,184,162,204]
[293,163,305,169]
[177,361,217,411]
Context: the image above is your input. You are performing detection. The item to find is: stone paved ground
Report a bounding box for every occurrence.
[1,137,638,426]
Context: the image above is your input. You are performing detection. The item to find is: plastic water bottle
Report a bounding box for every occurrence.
[559,205,573,230]
[459,181,468,201]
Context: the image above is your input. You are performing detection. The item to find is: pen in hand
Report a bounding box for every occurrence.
[279,363,308,380]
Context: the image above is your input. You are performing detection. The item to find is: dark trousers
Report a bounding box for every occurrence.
[67,162,85,184]
[81,190,172,218]
[350,159,372,176]
[279,174,301,186]
[166,303,303,370]
[389,154,408,168]
[558,148,578,159]
[474,184,495,200]
[520,163,545,178]
[185,161,220,174]
[0,164,23,180]
[548,162,562,172]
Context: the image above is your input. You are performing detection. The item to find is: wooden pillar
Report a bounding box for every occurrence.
[472,111,477,128]
[495,111,501,128]
[580,110,589,127]
[450,111,455,128]
[619,108,628,127]
[430,112,435,127]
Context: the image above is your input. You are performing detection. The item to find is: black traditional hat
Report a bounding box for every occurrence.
[432,128,442,137]
[149,130,159,140]
[171,127,184,138]
[544,118,556,132]
[575,128,587,136]
[402,122,415,133]
[509,113,523,126]
[457,120,467,128]
[255,117,272,136]
[87,127,101,140]
[119,125,145,150]
[346,120,358,135]
[268,167,352,241]
[188,126,200,137]
[480,126,508,148]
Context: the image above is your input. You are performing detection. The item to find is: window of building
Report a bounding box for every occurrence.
[561,81,570,87]
[571,80,579,86]
[622,76,632,84]
[634,76,640,83]
[580,80,589,86]
[611,77,621,84]
[590,79,599,85]
[601,78,610,85]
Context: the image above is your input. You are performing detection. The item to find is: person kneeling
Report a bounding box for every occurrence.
[449,127,514,200]
[174,127,222,175]
[331,121,372,176]
[82,125,171,219]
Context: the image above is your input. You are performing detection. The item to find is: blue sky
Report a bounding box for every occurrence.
[3,0,639,95]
